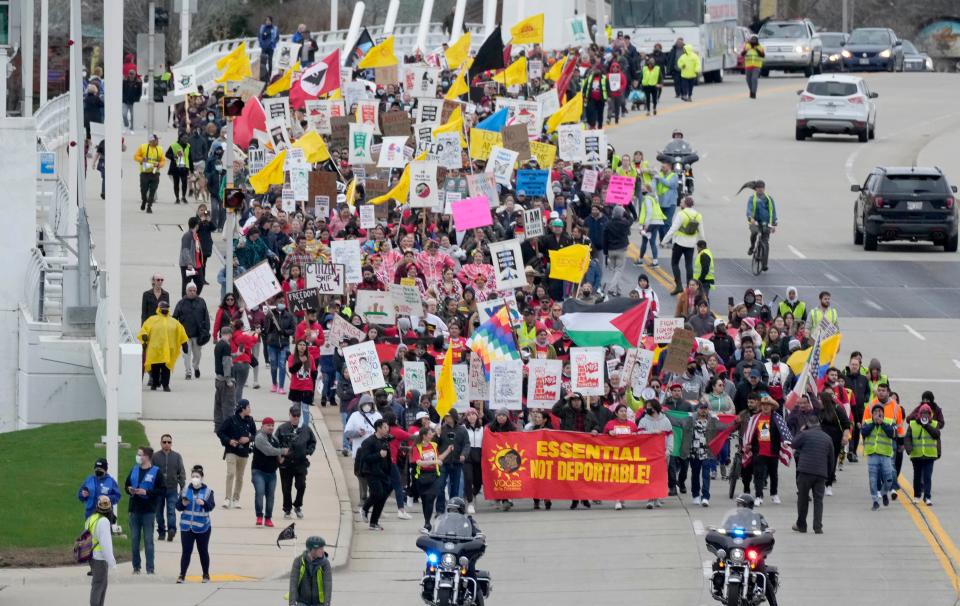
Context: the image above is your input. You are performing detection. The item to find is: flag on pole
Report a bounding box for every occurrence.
[345,28,375,67]
[345,177,357,210]
[292,131,330,164]
[467,306,520,377]
[469,26,506,82]
[493,56,528,86]
[545,56,567,81]
[445,66,470,99]
[547,243,591,283]
[250,150,287,194]
[609,300,652,347]
[445,33,472,69]
[510,14,545,45]
[435,345,457,418]
[299,49,342,97]
[475,107,508,132]
[358,36,398,69]
[369,163,411,205]
[215,42,253,83]
[232,97,267,149]
[546,92,583,132]
[265,62,301,96]
[555,55,579,102]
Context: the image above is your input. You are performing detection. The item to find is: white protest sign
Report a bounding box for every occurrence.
[377,136,408,168]
[403,361,427,394]
[267,117,291,152]
[430,132,462,170]
[356,99,381,134]
[619,348,639,387]
[524,208,543,239]
[581,169,599,194]
[290,168,309,201]
[490,359,524,410]
[452,364,471,412]
[172,65,197,96]
[557,124,584,161]
[390,282,425,316]
[263,97,291,125]
[234,261,282,309]
[359,204,376,229]
[571,347,605,396]
[417,98,444,125]
[631,348,656,393]
[527,358,562,407]
[513,100,542,140]
[405,66,440,98]
[348,123,374,165]
[567,16,591,46]
[281,187,296,213]
[485,146,519,187]
[583,129,606,166]
[468,352,489,401]
[356,289,396,325]
[304,263,345,294]
[330,313,365,345]
[313,195,330,221]
[653,317,685,343]
[536,90,560,120]
[487,240,525,290]
[330,240,362,283]
[247,148,266,175]
[285,147,308,170]
[409,160,439,208]
[343,341,386,393]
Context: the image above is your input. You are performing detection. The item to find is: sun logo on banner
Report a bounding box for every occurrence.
[488,441,526,479]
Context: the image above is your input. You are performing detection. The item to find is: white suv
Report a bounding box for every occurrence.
[795,74,878,142]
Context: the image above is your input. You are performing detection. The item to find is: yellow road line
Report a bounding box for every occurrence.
[896,474,960,594]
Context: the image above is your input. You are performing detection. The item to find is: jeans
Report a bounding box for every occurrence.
[660,206,676,243]
[252,468,278,519]
[281,466,307,512]
[867,454,894,500]
[180,529,211,577]
[320,369,335,404]
[181,337,202,375]
[128,511,156,572]
[224,453,248,502]
[752,455,779,498]
[122,103,134,129]
[745,69,760,96]
[267,345,289,388]
[605,249,627,294]
[211,195,226,230]
[607,95,623,123]
[390,463,407,509]
[670,245,695,289]
[155,490,178,534]
[340,412,352,452]
[436,463,463,513]
[682,77,696,100]
[912,458,934,500]
[232,362,250,401]
[690,458,714,500]
[796,472,825,531]
[463,453,483,503]
[583,258,603,292]
[640,228,659,260]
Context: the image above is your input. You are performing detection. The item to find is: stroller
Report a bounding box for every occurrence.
[628,89,645,111]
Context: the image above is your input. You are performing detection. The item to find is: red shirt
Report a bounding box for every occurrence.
[449,336,468,364]
[604,419,638,435]
[295,320,325,346]
[287,353,316,391]
[388,426,414,464]
[756,414,773,457]
[410,441,441,476]
[231,332,258,364]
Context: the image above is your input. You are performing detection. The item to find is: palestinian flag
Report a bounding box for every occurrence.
[559,297,644,347]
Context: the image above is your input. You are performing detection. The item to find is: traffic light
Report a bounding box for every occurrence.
[154,7,169,29]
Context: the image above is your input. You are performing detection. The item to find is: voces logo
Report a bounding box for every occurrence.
[488,441,525,491]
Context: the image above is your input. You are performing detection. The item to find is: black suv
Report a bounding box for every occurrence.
[852,167,958,251]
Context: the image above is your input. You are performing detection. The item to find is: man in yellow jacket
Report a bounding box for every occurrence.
[134,134,165,213]
[139,300,188,392]
[677,44,701,102]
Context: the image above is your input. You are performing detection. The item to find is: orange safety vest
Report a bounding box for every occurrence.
[863,399,905,437]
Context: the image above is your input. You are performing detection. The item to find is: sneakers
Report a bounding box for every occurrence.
[185,372,192,380]
[167,529,176,541]
[265,519,274,527]
[467,504,475,514]
[177,575,185,584]
[825,486,833,496]
[295,508,304,519]
[646,501,654,510]
[890,491,898,501]
[362,509,369,523]
[701,499,710,507]
[398,510,412,520]
[278,388,286,395]
[253,383,261,390]
[369,524,384,531]
[202,575,210,583]
[655,499,663,508]
[271,385,278,393]
[771,495,781,505]
[195,369,200,379]
[650,259,659,267]
[872,501,880,511]
[791,524,807,533]
[924,498,933,506]
[283,511,292,519]
[882,494,889,507]
[256,516,263,526]
[222,499,232,509]
[692,496,701,505]
[678,485,687,494]
[755,497,763,507]
[615,501,624,510]
[419,526,431,535]
[231,501,242,509]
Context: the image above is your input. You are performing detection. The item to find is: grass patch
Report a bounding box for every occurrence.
[0,420,150,567]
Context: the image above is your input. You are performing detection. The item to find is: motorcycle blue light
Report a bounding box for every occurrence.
[732,528,746,538]
[427,553,439,565]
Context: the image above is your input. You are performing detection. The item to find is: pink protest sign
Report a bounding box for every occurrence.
[604,175,636,205]
[452,196,494,231]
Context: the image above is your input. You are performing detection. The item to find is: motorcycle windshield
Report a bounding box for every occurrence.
[430,513,475,540]
[664,140,694,156]
[719,509,769,533]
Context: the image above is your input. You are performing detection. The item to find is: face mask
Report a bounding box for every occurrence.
[745,295,755,305]
[277,303,286,311]
[134,454,142,466]
[687,365,696,374]
[361,404,373,413]
[191,476,202,488]
[95,469,106,477]
[160,309,169,315]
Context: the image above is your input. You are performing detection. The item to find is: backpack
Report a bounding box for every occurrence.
[678,210,700,236]
[73,516,99,563]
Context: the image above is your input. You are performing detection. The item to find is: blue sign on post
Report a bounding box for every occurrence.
[38,152,56,177]
[515,169,548,197]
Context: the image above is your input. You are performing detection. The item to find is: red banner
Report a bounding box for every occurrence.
[481,429,669,501]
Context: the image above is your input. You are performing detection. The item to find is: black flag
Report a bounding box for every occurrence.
[276,522,296,549]
[736,180,762,195]
[345,28,375,68]
[468,26,505,82]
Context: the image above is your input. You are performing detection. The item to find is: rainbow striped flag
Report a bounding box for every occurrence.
[467,306,519,378]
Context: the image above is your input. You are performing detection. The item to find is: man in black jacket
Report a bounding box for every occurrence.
[791,417,834,534]
[121,70,142,133]
[216,399,257,509]
[357,419,393,530]
[552,393,599,433]
[844,355,870,461]
[435,411,469,514]
[276,406,317,520]
[173,283,210,381]
[603,206,631,296]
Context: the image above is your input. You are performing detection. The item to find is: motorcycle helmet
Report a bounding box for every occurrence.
[446,497,467,514]
[735,493,756,509]
[672,129,684,139]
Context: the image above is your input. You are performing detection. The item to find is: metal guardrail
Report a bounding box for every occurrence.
[35,93,71,151]
[174,22,487,91]
[23,248,63,323]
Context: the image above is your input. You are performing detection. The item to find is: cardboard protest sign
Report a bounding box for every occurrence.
[502,124,531,161]
[571,347,605,396]
[524,208,544,239]
[528,141,557,169]
[403,361,427,393]
[365,178,390,199]
[653,317,685,343]
[381,110,411,137]
[516,169,548,197]
[375,64,399,86]
[527,358,562,407]
[348,123,374,165]
[605,175,636,205]
[583,129,606,166]
[452,197,494,231]
[390,281,425,316]
[330,240,363,283]
[469,129,503,161]
[309,171,338,207]
[304,263,345,294]
[557,124,584,161]
[662,328,696,375]
[356,289,396,325]
[488,240,525,289]
[466,173,499,208]
[469,352,489,401]
[486,147,519,187]
[234,261,282,309]
[330,313,365,346]
[409,161,439,208]
[490,359,524,410]
[286,287,321,314]
[329,116,351,148]
[581,169,599,194]
[343,341,387,393]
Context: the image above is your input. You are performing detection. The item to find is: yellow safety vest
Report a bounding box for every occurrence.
[414,443,441,479]
[809,307,839,327]
[295,555,325,604]
[641,65,661,87]
[656,172,676,198]
[909,420,939,459]
[638,194,667,225]
[744,44,764,69]
[678,208,702,235]
[678,51,700,79]
[863,421,894,457]
[85,513,104,552]
[694,248,715,285]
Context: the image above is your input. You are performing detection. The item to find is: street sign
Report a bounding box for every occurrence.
[38,152,56,180]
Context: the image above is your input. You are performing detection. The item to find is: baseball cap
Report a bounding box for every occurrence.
[415,411,430,420]
[306,536,326,549]
[714,318,726,328]
[94,458,108,471]
[262,417,275,426]
[749,369,762,379]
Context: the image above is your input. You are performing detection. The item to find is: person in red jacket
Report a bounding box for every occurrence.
[287,340,316,427]
[212,293,241,339]
[230,320,259,401]
[606,61,626,125]
[384,411,414,519]
[294,308,325,348]
[605,403,638,510]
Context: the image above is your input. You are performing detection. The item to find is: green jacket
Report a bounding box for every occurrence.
[288,551,331,606]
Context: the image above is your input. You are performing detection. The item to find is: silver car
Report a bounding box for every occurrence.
[795,74,878,142]
[758,19,823,77]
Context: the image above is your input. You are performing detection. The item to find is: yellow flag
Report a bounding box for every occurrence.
[358,36,398,69]
[468,128,503,161]
[215,42,253,83]
[292,130,330,164]
[445,33,472,69]
[493,56,528,87]
[445,67,469,100]
[265,62,301,97]
[510,13,544,45]
[435,345,456,418]
[528,141,556,169]
[345,177,357,209]
[786,347,811,376]
[369,163,410,205]
[546,92,583,133]
[249,149,287,194]
[433,106,467,147]
[548,244,591,283]
[545,56,567,81]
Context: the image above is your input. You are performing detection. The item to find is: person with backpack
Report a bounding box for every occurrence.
[175,465,216,583]
[85,495,117,606]
[662,196,704,295]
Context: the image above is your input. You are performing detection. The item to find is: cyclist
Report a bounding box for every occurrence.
[745,180,778,272]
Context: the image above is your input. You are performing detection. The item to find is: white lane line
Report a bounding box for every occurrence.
[863,299,883,310]
[894,378,960,383]
[787,245,806,259]
[693,519,705,535]
[845,146,866,185]
[903,324,927,341]
[954,359,960,370]
[823,272,840,283]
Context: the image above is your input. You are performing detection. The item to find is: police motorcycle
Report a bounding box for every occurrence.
[416,498,492,606]
[656,130,700,196]
[704,494,780,606]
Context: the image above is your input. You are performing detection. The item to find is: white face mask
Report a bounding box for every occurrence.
[134,454,142,466]
[191,476,202,488]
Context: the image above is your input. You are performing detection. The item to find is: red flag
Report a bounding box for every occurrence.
[502,43,513,68]
[556,57,578,103]
[609,301,651,347]
[232,96,266,149]
[299,49,341,97]
[708,416,739,458]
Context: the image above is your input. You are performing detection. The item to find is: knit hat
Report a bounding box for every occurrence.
[495,408,510,417]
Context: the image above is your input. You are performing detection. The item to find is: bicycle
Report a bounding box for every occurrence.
[749,222,772,276]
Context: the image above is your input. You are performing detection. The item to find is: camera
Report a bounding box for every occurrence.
[383,434,395,443]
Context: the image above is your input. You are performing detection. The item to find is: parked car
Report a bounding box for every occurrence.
[853,166,958,251]
[819,32,849,71]
[795,74,877,142]
[901,40,934,71]
[757,19,823,77]
[841,27,904,71]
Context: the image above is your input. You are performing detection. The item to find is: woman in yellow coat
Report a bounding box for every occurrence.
[139,300,188,392]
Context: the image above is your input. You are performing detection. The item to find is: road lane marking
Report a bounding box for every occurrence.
[896,476,960,593]
[892,378,960,384]
[787,245,806,259]
[954,359,960,370]
[863,299,883,310]
[693,519,705,535]
[845,146,865,185]
[903,324,927,341]
[823,272,840,283]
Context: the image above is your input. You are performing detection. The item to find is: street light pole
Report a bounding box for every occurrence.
[40,0,48,105]
[147,1,156,136]
[180,0,190,62]
[22,0,34,116]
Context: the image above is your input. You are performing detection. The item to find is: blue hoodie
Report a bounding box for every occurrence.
[77,473,122,518]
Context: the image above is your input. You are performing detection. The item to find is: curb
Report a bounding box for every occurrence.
[310,411,353,570]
